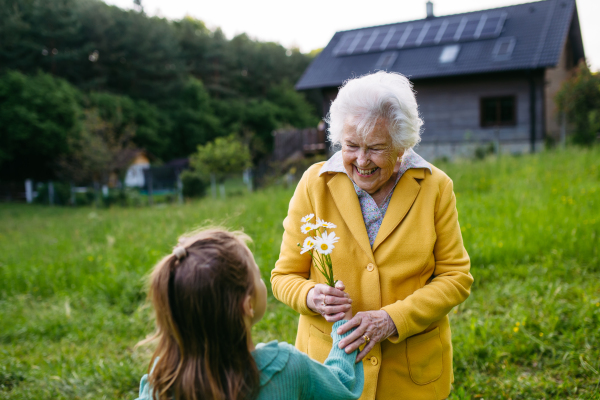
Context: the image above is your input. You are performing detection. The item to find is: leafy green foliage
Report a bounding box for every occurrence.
[0,70,81,180]
[179,171,208,198]
[555,61,600,145]
[57,110,136,185]
[0,147,599,399]
[0,0,319,172]
[85,92,168,160]
[162,78,222,159]
[188,135,252,183]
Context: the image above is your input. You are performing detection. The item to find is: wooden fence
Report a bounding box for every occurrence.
[272,127,328,161]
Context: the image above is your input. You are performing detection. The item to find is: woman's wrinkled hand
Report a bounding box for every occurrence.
[336,310,397,362]
[307,281,352,322]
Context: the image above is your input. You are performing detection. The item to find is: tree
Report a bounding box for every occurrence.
[76,1,186,101]
[188,134,251,183]
[0,70,81,181]
[85,91,168,160]
[163,78,222,159]
[57,109,136,186]
[266,81,319,128]
[555,61,600,145]
[0,0,83,77]
[0,0,321,172]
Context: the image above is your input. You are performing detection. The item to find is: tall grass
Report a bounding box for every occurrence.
[0,146,599,399]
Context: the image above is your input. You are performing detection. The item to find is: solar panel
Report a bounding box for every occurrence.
[387,27,407,49]
[347,32,365,54]
[403,26,421,47]
[369,29,387,50]
[333,33,355,55]
[480,13,507,38]
[474,15,488,39]
[333,11,506,57]
[460,18,480,40]
[434,20,449,43]
[440,20,460,42]
[363,29,381,52]
[396,26,412,48]
[420,21,442,46]
[379,27,397,50]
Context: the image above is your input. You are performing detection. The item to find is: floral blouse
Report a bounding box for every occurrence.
[319,148,432,246]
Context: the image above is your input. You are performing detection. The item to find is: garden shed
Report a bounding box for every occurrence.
[296,0,585,159]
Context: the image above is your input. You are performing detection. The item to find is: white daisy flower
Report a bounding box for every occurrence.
[314,231,339,255]
[300,237,316,254]
[315,217,337,229]
[322,221,337,229]
[301,213,315,223]
[320,231,340,244]
[300,223,317,234]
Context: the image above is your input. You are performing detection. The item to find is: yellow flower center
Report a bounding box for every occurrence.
[320,244,328,250]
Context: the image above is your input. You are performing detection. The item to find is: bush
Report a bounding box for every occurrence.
[180,170,208,198]
[474,143,495,160]
[555,61,600,145]
[34,182,73,205]
[0,70,82,181]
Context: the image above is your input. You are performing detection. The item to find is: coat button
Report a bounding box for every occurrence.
[366,263,375,272]
[370,356,378,366]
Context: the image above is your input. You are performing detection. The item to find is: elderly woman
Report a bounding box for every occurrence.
[271,71,473,400]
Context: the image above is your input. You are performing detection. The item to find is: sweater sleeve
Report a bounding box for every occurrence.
[382,178,474,343]
[302,320,364,400]
[135,374,151,400]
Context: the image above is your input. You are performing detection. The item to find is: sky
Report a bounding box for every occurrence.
[102,0,599,71]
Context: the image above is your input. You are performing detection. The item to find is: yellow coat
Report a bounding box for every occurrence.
[271,161,473,400]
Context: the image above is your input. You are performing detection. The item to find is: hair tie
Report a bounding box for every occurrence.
[172,246,187,260]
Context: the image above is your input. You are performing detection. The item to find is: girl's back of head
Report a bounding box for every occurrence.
[143,228,259,400]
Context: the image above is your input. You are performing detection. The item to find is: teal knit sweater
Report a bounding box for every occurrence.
[135,321,364,400]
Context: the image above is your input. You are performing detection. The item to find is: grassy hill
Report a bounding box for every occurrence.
[1,146,599,399]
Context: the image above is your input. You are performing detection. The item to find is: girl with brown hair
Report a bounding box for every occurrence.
[135,228,364,400]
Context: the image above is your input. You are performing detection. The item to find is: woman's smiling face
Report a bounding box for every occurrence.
[341,119,403,196]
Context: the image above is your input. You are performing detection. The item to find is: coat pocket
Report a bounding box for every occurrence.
[406,327,443,385]
[307,324,332,364]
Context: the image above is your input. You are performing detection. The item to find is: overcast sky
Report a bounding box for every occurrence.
[102,0,599,71]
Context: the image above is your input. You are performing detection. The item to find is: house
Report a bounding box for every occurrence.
[295,0,585,159]
[124,151,150,187]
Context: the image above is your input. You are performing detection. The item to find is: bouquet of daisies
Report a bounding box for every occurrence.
[298,213,340,287]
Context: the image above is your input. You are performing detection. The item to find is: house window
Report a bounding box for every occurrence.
[480,96,516,127]
[375,51,398,70]
[439,44,460,63]
[492,37,516,60]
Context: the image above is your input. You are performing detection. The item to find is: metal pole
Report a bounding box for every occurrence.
[25,179,33,204]
[560,111,567,148]
[177,175,183,204]
[210,173,217,199]
[529,71,537,153]
[147,169,153,206]
[70,182,75,206]
[48,181,54,206]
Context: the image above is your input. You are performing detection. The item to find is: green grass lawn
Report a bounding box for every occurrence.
[1,146,599,399]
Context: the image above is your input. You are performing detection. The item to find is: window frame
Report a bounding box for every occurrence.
[479,95,517,127]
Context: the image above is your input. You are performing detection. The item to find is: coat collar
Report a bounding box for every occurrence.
[319,148,431,177]
[324,149,430,256]
[371,168,423,251]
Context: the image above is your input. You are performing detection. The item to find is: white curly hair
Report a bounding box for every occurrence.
[326,71,423,151]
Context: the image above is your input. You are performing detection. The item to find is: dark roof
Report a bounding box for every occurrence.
[296,0,585,90]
